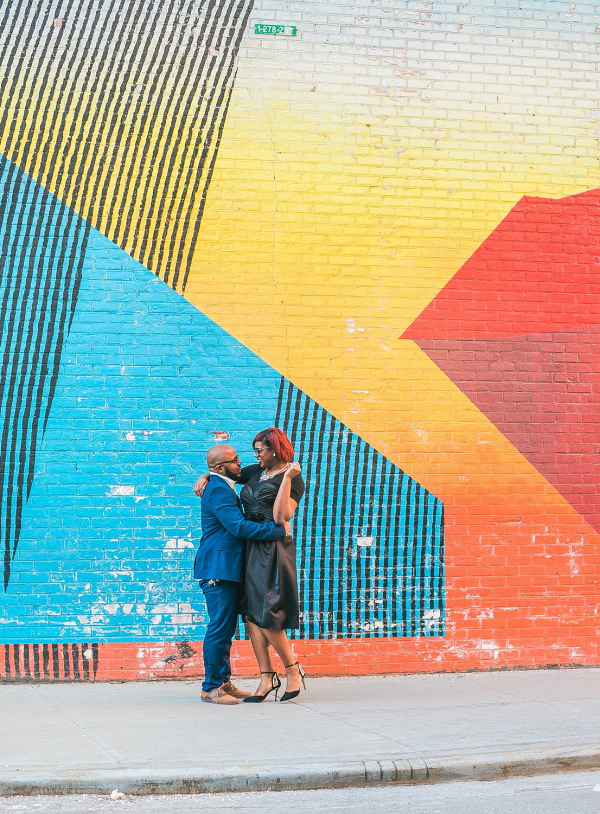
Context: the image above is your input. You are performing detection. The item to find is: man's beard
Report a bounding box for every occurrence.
[223,465,241,482]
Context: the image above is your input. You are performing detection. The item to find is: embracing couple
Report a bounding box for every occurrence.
[193,427,305,706]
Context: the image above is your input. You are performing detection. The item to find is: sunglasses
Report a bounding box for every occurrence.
[216,456,241,466]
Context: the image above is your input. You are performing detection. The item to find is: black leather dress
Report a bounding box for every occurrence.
[239,465,304,630]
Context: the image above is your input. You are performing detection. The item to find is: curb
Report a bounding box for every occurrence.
[1,744,599,796]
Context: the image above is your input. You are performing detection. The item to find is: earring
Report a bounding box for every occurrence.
[273,453,276,457]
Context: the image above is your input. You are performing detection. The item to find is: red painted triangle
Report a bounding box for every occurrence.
[402,189,600,340]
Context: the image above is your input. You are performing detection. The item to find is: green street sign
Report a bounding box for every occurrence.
[254,23,297,36]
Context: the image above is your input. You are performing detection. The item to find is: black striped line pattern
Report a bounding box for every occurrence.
[1,643,99,680]
[0,154,89,590]
[276,378,445,639]
[0,0,252,290]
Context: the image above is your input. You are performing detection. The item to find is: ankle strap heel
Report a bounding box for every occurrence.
[243,671,281,703]
[280,661,307,701]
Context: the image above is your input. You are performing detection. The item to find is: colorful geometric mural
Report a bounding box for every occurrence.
[1,0,600,679]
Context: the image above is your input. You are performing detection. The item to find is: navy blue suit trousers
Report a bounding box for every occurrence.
[200,579,242,691]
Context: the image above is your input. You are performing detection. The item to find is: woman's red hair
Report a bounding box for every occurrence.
[253,427,294,463]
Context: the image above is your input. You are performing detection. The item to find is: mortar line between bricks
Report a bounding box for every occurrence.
[33,687,127,765]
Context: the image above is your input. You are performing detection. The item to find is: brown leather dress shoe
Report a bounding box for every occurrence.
[221,680,252,699]
[201,685,240,705]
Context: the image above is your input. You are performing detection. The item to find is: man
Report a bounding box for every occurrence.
[193,445,290,705]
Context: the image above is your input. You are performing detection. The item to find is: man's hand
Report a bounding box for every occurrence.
[193,473,210,497]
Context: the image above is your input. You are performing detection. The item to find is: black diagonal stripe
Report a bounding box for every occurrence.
[70,3,153,224]
[71,643,81,680]
[148,0,243,282]
[328,415,345,638]
[92,643,99,680]
[316,411,335,638]
[336,424,354,637]
[89,0,183,236]
[438,504,445,634]
[137,0,229,269]
[377,458,394,636]
[42,643,50,678]
[360,445,377,635]
[342,435,361,637]
[353,440,370,636]
[298,395,319,638]
[274,375,286,425]
[82,644,90,680]
[51,4,138,211]
[25,216,87,518]
[17,0,95,193]
[405,480,417,636]
[176,1,256,289]
[111,0,213,247]
[12,644,20,677]
[3,644,10,677]
[62,644,70,679]
[51,643,59,678]
[6,0,82,172]
[0,0,56,160]
[10,195,76,547]
[420,493,432,634]
[385,465,398,634]
[393,474,405,634]
[122,0,223,257]
[286,381,301,441]
[32,644,40,679]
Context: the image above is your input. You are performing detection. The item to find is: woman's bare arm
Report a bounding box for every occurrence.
[273,462,301,524]
[193,473,210,496]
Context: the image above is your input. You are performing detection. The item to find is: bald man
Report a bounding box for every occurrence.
[193,445,290,705]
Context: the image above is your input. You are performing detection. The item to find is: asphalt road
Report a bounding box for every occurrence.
[1,770,600,814]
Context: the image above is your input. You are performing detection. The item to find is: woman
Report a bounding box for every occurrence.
[195,427,305,702]
[240,427,305,702]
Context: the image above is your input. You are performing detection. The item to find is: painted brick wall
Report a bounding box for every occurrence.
[1,0,599,681]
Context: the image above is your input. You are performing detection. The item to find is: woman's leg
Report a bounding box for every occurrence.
[247,621,277,695]
[261,629,303,695]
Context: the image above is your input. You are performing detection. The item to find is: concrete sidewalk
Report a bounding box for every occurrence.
[1,668,599,795]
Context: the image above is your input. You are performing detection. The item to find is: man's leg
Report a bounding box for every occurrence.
[200,579,240,692]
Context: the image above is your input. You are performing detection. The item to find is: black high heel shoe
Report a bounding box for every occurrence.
[280,662,306,702]
[243,671,282,703]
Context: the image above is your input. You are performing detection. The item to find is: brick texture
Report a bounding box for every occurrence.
[1,0,599,680]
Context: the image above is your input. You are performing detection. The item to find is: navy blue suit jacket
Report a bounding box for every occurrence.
[193,475,285,583]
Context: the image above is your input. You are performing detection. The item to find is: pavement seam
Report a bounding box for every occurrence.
[33,687,126,765]
[292,700,418,753]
